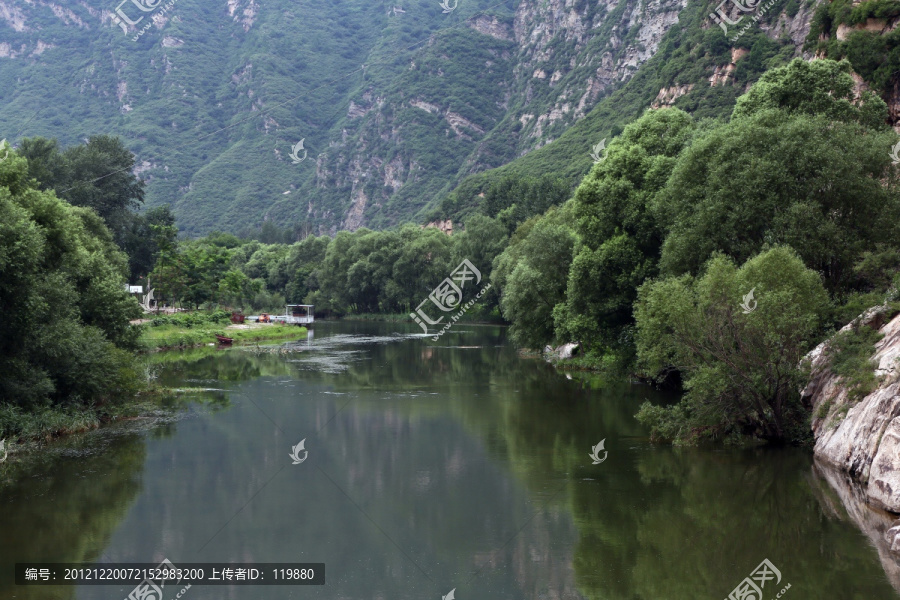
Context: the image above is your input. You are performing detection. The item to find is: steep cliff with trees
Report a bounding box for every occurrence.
[0,0,832,235]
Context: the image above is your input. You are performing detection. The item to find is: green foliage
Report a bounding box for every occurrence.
[17,136,176,281]
[316,225,460,314]
[732,58,889,128]
[150,216,503,323]
[140,321,306,350]
[492,203,578,348]
[480,174,572,234]
[852,246,900,291]
[1,0,807,235]
[557,108,696,352]
[0,149,143,409]
[657,109,899,292]
[831,291,888,327]
[148,310,232,329]
[807,2,900,93]
[634,247,829,444]
[151,238,233,309]
[436,1,797,224]
[18,135,147,249]
[826,323,885,401]
[122,205,178,281]
[849,0,900,22]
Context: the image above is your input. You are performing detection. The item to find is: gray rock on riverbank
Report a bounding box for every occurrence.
[804,305,900,513]
[544,343,580,360]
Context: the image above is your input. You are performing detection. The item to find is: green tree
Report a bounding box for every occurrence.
[481,174,571,233]
[122,204,177,281]
[18,135,146,249]
[385,225,455,313]
[634,247,829,444]
[0,149,142,407]
[452,214,507,314]
[493,203,578,348]
[733,58,889,129]
[219,269,252,309]
[656,110,900,291]
[557,108,696,353]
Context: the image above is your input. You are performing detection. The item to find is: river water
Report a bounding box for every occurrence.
[1,321,898,599]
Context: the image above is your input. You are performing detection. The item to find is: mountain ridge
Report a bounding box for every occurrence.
[2,0,896,235]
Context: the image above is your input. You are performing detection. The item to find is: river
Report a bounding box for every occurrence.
[1,321,898,599]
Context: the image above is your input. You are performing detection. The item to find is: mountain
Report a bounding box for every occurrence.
[0,0,689,235]
[0,0,896,235]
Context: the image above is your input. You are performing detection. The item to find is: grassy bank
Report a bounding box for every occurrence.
[138,310,308,350]
[0,312,310,459]
[141,322,307,350]
[0,384,185,461]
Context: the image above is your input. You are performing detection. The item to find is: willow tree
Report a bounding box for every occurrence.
[634,247,829,444]
[0,147,142,410]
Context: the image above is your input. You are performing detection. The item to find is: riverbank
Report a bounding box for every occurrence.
[0,315,309,464]
[141,321,308,350]
[138,310,308,350]
[0,385,185,466]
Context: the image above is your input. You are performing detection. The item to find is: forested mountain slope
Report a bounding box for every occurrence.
[0,0,688,234]
[2,0,896,235]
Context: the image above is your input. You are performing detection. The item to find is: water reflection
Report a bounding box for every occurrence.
[0,431,147,600]
[0,321,897,599]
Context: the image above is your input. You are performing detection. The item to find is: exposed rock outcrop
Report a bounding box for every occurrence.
[544,343,579,360]
[424,219,453,235]
[708,47,748,87]
[307,0,693,230]
[804,305,900,513]
[468,14,513,41]
[651,83,693,108]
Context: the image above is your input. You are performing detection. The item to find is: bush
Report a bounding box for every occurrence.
[148,310,232,328]
[635,247,829,444]
[827,323,885,401]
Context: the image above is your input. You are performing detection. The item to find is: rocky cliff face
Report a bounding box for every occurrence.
[286,0,692,233]
[0,0,839,235]
[803,306,900,513]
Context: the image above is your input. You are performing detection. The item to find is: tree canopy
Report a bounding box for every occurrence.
[0,148,142,407]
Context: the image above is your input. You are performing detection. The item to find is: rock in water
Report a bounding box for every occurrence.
[803,305,900,513]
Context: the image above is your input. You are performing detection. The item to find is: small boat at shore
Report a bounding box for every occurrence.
[215,334,234,345]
